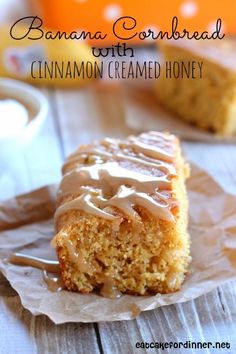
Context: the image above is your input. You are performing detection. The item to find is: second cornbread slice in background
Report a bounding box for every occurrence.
[158,40,236,137]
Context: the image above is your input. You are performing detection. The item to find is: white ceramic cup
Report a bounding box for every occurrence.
[0,78,49,165]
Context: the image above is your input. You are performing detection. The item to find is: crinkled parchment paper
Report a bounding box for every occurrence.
[0,164,236,323]
[123,85,236,143]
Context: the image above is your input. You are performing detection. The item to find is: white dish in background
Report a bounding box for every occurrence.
[0,78,49,163]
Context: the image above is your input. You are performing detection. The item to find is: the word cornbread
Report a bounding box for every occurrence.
[53,131,190,297]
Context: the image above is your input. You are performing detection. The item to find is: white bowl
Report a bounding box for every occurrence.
[0,78,49,163]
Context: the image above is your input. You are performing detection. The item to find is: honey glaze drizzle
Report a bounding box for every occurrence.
[8,253,60,273]
[8,253,64,292]
[99,275,122,299]
[56,132,178,224]
[43,270,64,292]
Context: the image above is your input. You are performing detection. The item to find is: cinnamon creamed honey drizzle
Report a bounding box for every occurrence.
[9,253,60,273]
[43,270,64,292]
[8,253,63,292]
[55,132,178,224]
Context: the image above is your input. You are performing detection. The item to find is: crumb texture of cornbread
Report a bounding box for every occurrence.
[53,131,190,296]
[158,40,236,136]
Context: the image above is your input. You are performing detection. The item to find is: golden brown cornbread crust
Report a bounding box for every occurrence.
[54,132,190,295]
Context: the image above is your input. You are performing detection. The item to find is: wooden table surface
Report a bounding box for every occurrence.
[0,81,236,354]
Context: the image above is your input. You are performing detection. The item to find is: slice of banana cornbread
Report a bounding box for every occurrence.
[53,131,190,296]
